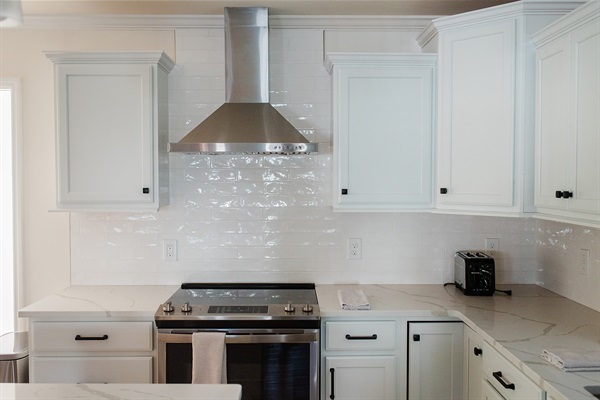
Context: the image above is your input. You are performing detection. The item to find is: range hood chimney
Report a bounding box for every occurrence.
[169,7,318,155]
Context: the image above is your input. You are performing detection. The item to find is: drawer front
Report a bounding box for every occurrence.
[31,356,152,383]
[31,321,153,352]
[326,321,396,351]
[482,342,544,400]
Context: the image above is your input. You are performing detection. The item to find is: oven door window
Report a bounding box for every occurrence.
[166,342,311,400]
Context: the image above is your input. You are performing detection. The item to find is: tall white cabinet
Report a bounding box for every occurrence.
[418,1,584,215]
[325,54,436,211]
[533,0,600,227]
[46,52,174,211]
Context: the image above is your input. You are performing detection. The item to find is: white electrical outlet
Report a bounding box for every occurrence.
[163,239,177,261]
[579,249,590,276]
[485,238,500,256]
[348,238,362,260]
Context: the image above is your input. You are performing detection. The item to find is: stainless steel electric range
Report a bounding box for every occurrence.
[155,283,320,400]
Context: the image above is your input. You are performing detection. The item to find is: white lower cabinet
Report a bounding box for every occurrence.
[29,320,154,383]
[464,325,485,400]
[483,379,508,400]
[407,321,464,400]
[322,319,400,400]
[482,342,545,400]
[325,356,396,400]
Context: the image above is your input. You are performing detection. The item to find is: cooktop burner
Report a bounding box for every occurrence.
[155,283,320,329]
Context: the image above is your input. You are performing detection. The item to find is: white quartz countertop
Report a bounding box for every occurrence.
[0,384,241,399]
[18,286,178,319]
[17,284,600,399]
[316,284,600,400]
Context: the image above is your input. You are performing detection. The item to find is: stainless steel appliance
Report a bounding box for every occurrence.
[155,283,320,400]
[454,251,495,296]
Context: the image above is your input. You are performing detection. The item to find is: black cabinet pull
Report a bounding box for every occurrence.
[492,371,515,390]
[142,187,150,194]
[555,190,563,198]
[329,368,335,399]
[345,334,377,340]
[474,347,483,356]
[562,191,573,198]
[413,334,420,341]
[341,189,348,195]
[440,188,448,194]
[75,334,109,341]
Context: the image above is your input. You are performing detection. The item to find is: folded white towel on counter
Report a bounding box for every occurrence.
[191,332,227,384]
[541,348,600,372]
[338,289,371,310]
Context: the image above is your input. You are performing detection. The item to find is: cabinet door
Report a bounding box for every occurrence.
[325,356,396,400]
[464,325,484,400]
[31,356,152,383]
[55,63,155,208]
[568,20,600,215]
[332,57,435,210]
[438,20,516,208]
[408,322,464,400]
[534,36,571,210]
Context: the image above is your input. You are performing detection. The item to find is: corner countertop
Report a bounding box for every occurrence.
[316,284,600,400]
[17,284,600,399]
[0,383,241,399]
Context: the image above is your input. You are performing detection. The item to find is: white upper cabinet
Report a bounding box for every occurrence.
[418,1,584,216]
[533,0,600,227]
[47,52,174,211]
[325,53,436,211]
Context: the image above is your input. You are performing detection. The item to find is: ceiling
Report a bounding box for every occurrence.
[22,0,518,16]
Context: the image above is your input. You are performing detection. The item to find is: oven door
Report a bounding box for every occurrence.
[157,328,319,400]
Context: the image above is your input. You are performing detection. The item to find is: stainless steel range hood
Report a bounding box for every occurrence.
[169,7,318,155]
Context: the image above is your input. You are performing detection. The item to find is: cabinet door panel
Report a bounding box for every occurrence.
[464,326,484,400]
[56,64,154,206]
[325,356,396,400]
[570,21,600,215]
[535,36,571,210]
[438,20,516,207]
[31,356,152,383]
[408,322,464,400]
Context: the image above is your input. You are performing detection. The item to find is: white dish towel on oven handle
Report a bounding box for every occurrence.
[191,332,227,383]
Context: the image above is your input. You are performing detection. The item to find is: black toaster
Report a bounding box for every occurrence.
[454,251,495,296]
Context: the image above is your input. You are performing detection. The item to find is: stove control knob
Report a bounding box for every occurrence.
[284,302,296,313]
[181,302,192,313]
[302,303,314,313]
[162,301,174,313]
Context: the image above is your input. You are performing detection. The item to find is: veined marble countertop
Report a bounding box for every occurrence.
[18,286,178,319]
[316,284,600,400]
[0,383,241,399]
[17,284,600,399]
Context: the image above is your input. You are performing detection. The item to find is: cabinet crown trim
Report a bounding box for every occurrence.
[532,0,599,47]
[45,51,175,72]
[324,52,437,73]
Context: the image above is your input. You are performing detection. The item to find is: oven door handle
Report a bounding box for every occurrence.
[158,332,318,345]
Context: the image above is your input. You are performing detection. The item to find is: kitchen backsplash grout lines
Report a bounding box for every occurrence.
[69,28,599,312]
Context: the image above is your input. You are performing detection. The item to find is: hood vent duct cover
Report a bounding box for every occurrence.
[169,7,318,155]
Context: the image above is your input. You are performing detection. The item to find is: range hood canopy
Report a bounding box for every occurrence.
[169,7,318,155]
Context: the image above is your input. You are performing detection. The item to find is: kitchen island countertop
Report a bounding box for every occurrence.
[0,383,242,399]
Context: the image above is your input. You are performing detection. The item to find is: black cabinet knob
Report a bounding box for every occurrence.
[474,347,483,356]
[341,189,348,195]
[142,188,150,194]
[555,190,563,198]
[440,188,448,194]
[562,191,573,199]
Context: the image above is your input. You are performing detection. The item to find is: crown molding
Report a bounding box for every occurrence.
[21,14,435,30]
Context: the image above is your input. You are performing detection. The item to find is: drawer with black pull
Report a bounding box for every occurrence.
[482,342,545,400]
[31,321,153,353]
[325,320,396,351]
